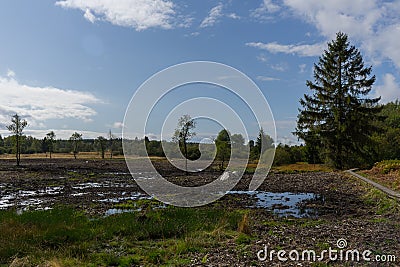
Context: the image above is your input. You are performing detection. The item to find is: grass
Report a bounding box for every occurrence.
[243,162,332,174]
[358,160,400,192]
[363,188,400,215]
[272,162,332,173]
[374,160,400,174]
[0,206,247,266]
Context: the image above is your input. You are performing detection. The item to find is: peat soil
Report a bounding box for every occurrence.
[0,158,399,266]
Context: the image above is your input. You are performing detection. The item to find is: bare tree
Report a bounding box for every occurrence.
[173,115,196,174]
[7,114,27,166]
[46,131,56,159]
[69,132,82,159]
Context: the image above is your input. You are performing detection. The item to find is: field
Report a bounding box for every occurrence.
[0,158,399,266]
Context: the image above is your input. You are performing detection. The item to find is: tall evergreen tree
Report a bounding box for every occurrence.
[255,128,274,155]
[295,32,381,169]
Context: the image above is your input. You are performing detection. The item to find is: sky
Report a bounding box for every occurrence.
[0,0,399,144]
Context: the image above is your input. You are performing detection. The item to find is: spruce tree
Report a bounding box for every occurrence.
[295,32,381,169]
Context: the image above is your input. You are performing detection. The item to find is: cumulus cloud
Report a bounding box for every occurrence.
[250,0,400,69]
[246,41,325,57]
[282,0,380,39]
[374,74,400,103]
[55,0,187,31]
[200,3,224,28]
[0,72,101,127]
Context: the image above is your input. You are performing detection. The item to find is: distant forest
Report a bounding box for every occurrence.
[0,100,399,167]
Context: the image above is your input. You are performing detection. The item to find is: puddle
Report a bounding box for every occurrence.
[104,202,167,216]
[0,199,13,208]
[73,182,104,190]
[0,186,64,210]
[105,209,133,216]
[0,179,321,218]
[72,181,134,190]
[227,191,320,218]
[104,191,320,218]
[98,192,151,203]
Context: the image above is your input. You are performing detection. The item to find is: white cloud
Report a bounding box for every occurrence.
[83,8,96,23]
[256,0,400,69]
[200,3,223,28]
[251,0,281,20]
[257,76,280,81]
[299,64,307,73]
[248,1,400,69]
[113,122,124,129]
[55,0,187,31]
[282,0,380,39]
[227,13,240,20]
[246,41,325,57]
[0,72,101,127]
[6,69,15,78]
[270,63,288,72]
[374,74,400,104]
[184,31,200,37]
[257,54,268,63]
[277,135,302,146]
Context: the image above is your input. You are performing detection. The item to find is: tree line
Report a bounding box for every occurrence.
[2,33,399,169]
[1,113,276,167]
[1,97,399,168]
[1,116,122,166]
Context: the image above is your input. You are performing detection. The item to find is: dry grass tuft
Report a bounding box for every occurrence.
[237,213,251,235]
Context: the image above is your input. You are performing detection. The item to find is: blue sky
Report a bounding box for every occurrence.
[0,0,399,144]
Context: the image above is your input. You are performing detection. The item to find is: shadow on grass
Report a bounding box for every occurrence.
[0,206,247,266]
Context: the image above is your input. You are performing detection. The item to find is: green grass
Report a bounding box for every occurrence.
[242,162,332,174]
[0,206,246,266]
[374,160,400,174]
[363,188,400,215]
[272,162,332,173]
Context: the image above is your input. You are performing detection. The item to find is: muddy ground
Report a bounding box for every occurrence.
[0,158,399,266]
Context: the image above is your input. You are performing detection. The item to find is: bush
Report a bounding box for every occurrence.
[273,146,294,166]
[375,160,400,174]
